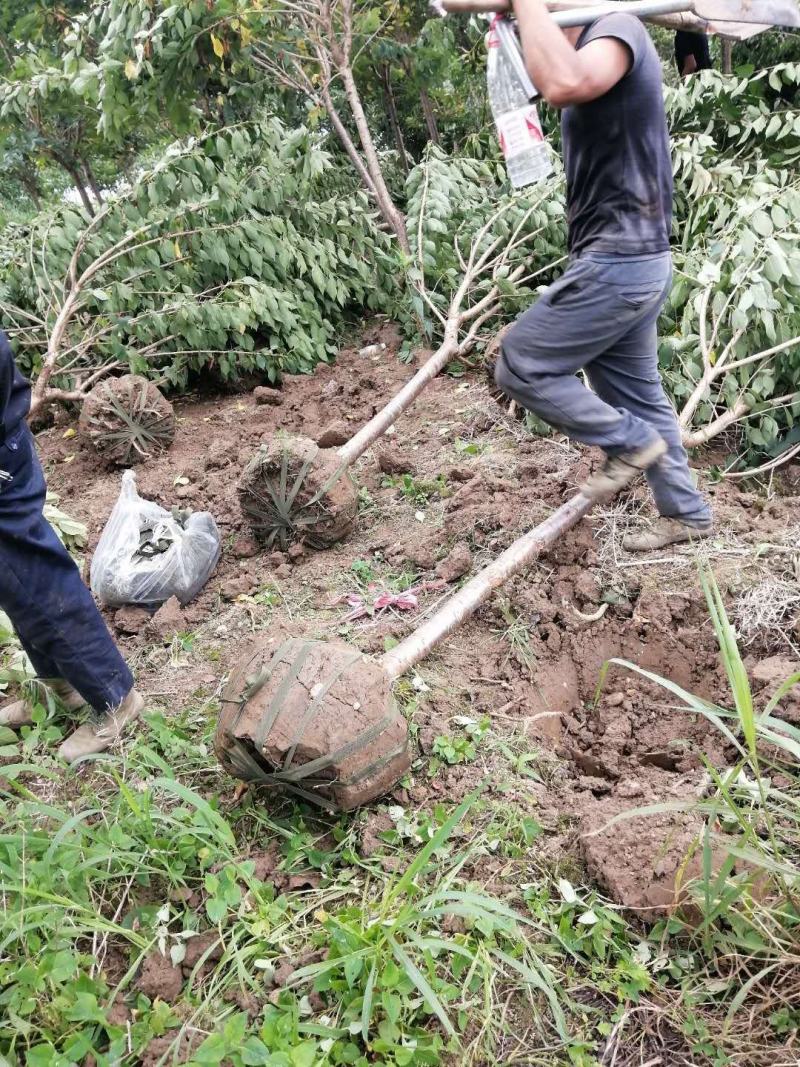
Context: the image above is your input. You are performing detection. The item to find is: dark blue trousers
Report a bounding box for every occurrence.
[0,424,133,713]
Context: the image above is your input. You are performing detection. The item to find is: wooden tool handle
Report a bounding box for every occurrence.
[440,0,511,9]
[439,0,712,32]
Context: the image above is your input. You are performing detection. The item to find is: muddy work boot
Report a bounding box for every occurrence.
[58,688,145,764]
[0,678,87,728]
[582,438,667,503]
[622,516,713,553]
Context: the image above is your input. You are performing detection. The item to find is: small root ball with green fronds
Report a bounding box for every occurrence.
[215,636,410,811]
[238,434,357,551]
[79,375,176,466]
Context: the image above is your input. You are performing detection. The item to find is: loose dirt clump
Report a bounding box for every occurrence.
[140,1030,203,1067]
[238,434,358,550]
[147,596,185,641]
[436,541,473,582]
[182,931,224,971]
[113,604,150,634]
[216,635,410,810]
[79,374,175,466]
[135,950,183,1003]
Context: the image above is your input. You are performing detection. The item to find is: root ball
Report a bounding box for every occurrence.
[238,434,357,550]
[215,637,410,811]
[79,375,175,466]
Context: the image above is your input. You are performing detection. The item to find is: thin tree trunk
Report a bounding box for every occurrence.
[419,87,441,146]
[18,171,41,210]
[721,38,733,74]
[337,61,410,254]
[380,64,408,172]
[319,84,378,197]
[51,153,95,217]
[67,167,95,217]
[81,157,103,206]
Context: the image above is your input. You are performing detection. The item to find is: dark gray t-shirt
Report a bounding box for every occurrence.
[561,15,672,256]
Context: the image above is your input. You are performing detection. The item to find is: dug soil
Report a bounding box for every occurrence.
[37,319,800,919]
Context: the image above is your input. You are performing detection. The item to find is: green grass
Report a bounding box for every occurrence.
[380,474,450,509]
[0,722,576,1066]
[494,598,536,678]
[3,523,800,1066]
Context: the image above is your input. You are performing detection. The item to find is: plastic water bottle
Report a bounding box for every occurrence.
[486,18,552,189]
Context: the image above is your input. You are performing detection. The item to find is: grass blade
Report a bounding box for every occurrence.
[389,935,456,1038]
[386,782,486,905]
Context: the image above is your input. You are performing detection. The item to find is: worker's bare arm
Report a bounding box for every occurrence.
[511,0,631,107]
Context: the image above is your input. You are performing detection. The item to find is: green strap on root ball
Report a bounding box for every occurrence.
[215,637,411,811]
[237,434,358,551]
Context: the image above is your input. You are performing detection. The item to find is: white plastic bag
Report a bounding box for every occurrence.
[90,470,221,607]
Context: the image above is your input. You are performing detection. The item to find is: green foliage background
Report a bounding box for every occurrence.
[0,1,798,464]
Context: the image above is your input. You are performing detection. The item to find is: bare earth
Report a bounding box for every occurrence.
[34,322,800,992]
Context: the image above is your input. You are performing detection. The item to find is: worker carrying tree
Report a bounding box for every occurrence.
[494,2,713,550]
[0,331,143,761]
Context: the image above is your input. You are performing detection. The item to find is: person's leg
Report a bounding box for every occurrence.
[495,257,664,456]
[586,317,711,525]
[0,426,137,737]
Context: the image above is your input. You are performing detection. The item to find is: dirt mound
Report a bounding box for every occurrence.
[79,374,175,465]
[140,1030,202,1067]
[135,949,183,1003]
[238,434,358,550]
[579,769,731,917]
[216,636,410,810]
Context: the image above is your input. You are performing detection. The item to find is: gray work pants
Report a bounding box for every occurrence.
[495,250,711,524]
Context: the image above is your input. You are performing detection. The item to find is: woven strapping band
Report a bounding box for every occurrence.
[218,639,407,810]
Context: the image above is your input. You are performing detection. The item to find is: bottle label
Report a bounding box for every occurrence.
[495,105,545,160]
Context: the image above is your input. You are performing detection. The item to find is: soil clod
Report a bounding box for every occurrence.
[113,604,150,634]
[135,950,183,1003]
[316,419,350,448]
[436,541,473,583]
[377,445,417,476]
[147,596,185,641]
[253,386,283,406]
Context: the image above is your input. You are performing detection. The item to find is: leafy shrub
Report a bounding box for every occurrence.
[663,64,800,465]
[404,147,566,342]
[1,116,398,392]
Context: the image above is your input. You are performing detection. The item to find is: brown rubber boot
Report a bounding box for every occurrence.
[582,438,668,503]
[0,678,87,728]
[58,688,145,764]
[622,516,713,552]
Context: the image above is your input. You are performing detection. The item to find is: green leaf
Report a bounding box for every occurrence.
[386,784,486,905]
[389,937,455,1037]
[289,1042,318,1067]
[751,210,773,237]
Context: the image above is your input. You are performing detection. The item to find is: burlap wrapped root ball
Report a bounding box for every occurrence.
[215,637,411,811]
[79,374,176,465]
[238,434,358,550]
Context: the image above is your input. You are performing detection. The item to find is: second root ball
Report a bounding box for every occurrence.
[238,433,358,550]
[79,374,176,466]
